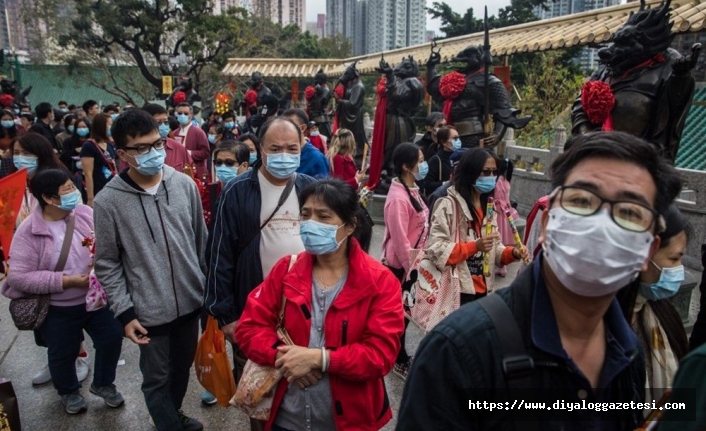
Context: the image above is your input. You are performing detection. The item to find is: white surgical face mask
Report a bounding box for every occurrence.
[542,208,654,297]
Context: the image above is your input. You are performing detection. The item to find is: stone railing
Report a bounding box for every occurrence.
[505,126,704,323]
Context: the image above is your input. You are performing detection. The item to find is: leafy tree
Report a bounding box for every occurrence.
[319,33,353,59]
[24,0,255,101]
[427,2,486,37]
[513,52,583,148]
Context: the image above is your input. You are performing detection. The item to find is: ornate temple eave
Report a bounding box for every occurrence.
[222,0,706,79]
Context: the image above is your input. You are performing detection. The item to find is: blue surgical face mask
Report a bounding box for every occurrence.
[1,120,14,129]
[310,131,320,137]
[215,165,238,184]
[224,121,235,130]
[208,134,217,144]
[76,127,89,137]
[300,220,346,255]
[67,125,75,134]
[176,113,190,125]
[265,152,300,179]
[56,189,81,211]
[639,261,684,301]
[413,161,428,181]
[452,138,462,150]
[60,108,69,113]
[110,113,119,122]
[14,155,38,174]
[475,176,497,194]
[132,147,166,176]
[106,128,112,138]
[158,123,170,139]
[249,152,258,165]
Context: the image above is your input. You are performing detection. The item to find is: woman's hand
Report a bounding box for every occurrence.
[275,345,322,382]
[294,370,324,390]
[475,233,499,253]
[513,246,530,262]
[63,274,89,288]
[355,171,366,185]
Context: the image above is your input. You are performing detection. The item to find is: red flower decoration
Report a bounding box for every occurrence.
[376,77,387,97]
[581,81,615,125]
[439,71,466,100]
[0,94,14,108]
[304,86,316,101]
[334,84,345,99]
[173,91,187,105]
[244,89,258,106]
[426,294,437,305]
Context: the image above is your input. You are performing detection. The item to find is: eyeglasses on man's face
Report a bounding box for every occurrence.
[124,138,165,155]
[551,185,658,233]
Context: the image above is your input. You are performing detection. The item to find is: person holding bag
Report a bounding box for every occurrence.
[235,179,404,431]
[381,142,428,380]
[4,169,124,415]
[426,148,527,306]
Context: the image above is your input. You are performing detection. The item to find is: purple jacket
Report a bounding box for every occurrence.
[2,205,94,299]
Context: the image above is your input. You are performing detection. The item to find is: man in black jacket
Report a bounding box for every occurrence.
[397,132,682,430]
[29,102,58,152]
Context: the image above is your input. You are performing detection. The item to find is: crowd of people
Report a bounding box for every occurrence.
[1,97,705,431]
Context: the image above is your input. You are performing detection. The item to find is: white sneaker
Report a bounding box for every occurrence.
[76,357,90,382]
[31,365,52,385]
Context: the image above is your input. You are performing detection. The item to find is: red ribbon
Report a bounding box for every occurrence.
[366,78,388,190]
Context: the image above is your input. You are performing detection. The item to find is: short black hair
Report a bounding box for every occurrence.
[425,112,445,127]
[282,108,308,126]
[63,114,76,130]
[298,178,373,253]
[214,141,250,165]
[222,110,236,121]
[68,104,76,110]
[552,132,682,216]
[258,117,302,143]
[176,102,192,112]
[82,100,98,112]
[35,102,53,120]
[20,113,34,123]
[142,103,168,117]
[659,204,693,248]
[102,104,118,114]
[30,169,72,209]
[239,132,261,153]
[58,101,68,106]
[111,109,158,150]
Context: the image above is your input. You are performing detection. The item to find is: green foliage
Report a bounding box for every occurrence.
[428,0,547,38]
[513,52,583,149]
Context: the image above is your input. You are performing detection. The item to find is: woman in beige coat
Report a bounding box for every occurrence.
[427,148,527,304]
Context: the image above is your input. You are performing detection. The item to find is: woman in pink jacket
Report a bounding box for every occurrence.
[4,169,124,415]
[381,142,429,380]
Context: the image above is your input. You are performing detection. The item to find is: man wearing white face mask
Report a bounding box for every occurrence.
[205,117,315,431]
[142,104,193,174]
[174,102,210,180]
[397,131,683,430]
[94,110,208,431]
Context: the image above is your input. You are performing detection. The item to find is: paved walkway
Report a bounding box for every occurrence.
[0,225,545,430]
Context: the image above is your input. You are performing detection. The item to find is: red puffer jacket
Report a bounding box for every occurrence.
[235,238,404,431]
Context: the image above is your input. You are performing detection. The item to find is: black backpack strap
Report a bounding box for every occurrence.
[478,294,534,384]
[478,294,538,430]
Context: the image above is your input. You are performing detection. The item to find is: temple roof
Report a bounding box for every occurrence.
[222,0,706,78]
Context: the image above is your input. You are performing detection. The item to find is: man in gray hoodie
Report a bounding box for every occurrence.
[94,109,207,431]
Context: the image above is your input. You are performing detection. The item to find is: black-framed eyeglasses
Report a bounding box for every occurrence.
[551,186,658,232]
[124,139,165,155]
[480,169,498,177]
[214,159,238,167]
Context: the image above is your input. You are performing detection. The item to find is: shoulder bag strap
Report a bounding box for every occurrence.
[240,174,297,253]
[91,140,117,175]
[277,254,298,345]
[55,216,76,272]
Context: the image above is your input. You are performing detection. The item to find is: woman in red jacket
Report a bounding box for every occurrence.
[327,128,365,189]
[235,178,404,431]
